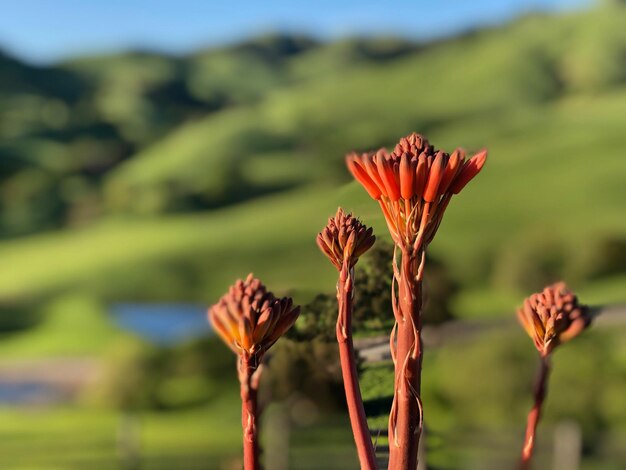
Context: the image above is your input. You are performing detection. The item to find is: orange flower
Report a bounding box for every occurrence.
[209,274,300,358]
[316,208,375,270]
[517,282,591,357]
[346,133,487,248]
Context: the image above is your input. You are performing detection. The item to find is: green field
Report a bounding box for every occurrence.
[0,401,364,470]
[0,319,624,470]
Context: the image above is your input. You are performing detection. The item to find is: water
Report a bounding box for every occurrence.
[0,304,214,404]
[109,303,213,345]
[0,381,60,404]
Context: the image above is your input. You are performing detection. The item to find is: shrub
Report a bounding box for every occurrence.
[293,240,458,341]
[262,338,345,411]
[88,336,236,410]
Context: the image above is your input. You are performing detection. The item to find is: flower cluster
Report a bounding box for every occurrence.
[209,274,300,358]
[316,208,375,270]
[517,282,591,357]
[346,133,487,247]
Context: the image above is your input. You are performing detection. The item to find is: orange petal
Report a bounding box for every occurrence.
[399,153,414,199]
[413,154,427,200]
[239,317,254,352]
[316,233,339,269]
[437,148,462,196]
[209,309,237,352]
[423,151,446,202]
[266,307,300,346]
[346,155,382,200]
[252,308,273,344]
[560,318,588,342]
[450,149,487,194]
[344,231,356,257]
[361,154,386,195]
[353,230,375,258]
[531,309,545,341]
[517,308,535,340]
[376,152,401,201]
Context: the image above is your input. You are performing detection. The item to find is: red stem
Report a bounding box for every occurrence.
[388,246,424,470]
[239,356,261,470]
[519,356,551,470]
[337,263,379,470]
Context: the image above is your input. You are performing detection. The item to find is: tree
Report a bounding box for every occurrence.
[292,239,459,341]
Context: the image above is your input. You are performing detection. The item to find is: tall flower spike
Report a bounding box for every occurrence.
[317,209,378,470]
[209,275,300,470]
[316,208,376,270]
[517,281,591,357]
[209,274,300,359]
[517,283,591,470]
[346,132,487,249]
[346,132,488,470]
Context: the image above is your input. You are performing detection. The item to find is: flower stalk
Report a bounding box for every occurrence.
[388,244,425,470]
[517,282,591,469]
[346,133,487,469]
[239,357,262,470]
[209,274,300,470]
[318,208,378,470]
[519,356,550,470]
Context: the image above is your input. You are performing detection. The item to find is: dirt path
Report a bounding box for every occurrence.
[356,302,626,363]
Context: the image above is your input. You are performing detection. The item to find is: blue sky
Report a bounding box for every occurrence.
[1,0,592,64]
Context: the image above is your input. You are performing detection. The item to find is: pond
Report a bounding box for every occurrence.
[109,303,213,345]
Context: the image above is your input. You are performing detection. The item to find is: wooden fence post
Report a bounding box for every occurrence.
[553,421,581,470]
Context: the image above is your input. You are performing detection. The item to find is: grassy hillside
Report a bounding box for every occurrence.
[0,4,625,319]
[103,7,626,202]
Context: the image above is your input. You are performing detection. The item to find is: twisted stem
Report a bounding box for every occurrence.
[388,244,425,470]
[337,261,379,470]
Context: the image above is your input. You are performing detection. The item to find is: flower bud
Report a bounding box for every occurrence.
[209,274,300,357]
[517,282,591,357]
[316,208,375,270]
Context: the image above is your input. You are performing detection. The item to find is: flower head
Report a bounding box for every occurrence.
[209,274,300,358]
[346,132,486,248]
[317,208,375,270]
[517,282,591,357]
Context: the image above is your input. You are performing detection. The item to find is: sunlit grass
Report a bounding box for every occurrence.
[0,396,241,469]
[0,295,120,359]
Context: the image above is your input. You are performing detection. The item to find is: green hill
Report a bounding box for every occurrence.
[0,4,625,319]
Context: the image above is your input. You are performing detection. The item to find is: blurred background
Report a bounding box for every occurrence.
[0,0,625,468]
